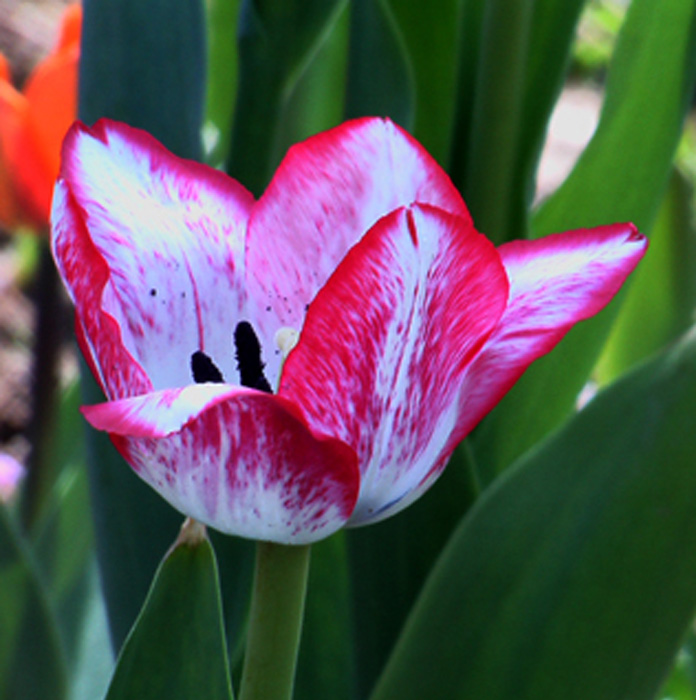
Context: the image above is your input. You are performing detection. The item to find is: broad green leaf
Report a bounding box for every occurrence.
[273,4,350,160]
[344,0,414,130]
[295,533,355,700]
[347,448,474,699]
[0,505,67,700]
[204,0,241,166]
[461,0,535,243]
[77,0,210,649]
[80,0,206,161]
[450,0,585,244]
[596,167,696,384]
[473,0,695,479]
[105,525,233,700]
[372,333,695,700]
[386,0,460,165]
[228,0,347,195]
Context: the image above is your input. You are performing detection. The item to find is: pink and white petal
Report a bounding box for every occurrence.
[52,180,152,398]
[83,385,360,544]
[453,223,648,437]
[279,204,509,526]
[55,119,255,393]
[246,117,469,390]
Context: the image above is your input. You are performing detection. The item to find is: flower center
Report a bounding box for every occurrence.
[190,321,272,393]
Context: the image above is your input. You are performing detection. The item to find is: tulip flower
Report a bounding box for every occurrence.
[51,117,647,544]
[0,3,80,230]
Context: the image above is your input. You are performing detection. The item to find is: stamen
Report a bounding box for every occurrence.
[234,321,272,393]
[275,327,300,360]
[191,351,224,383]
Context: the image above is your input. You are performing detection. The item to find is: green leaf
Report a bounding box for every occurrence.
[0,505,67,700]
[295,533,355,700]
[347,450,474,699]
[534,0,695,235]
[204,0,242,166]
[450,0,586,244]
[105,525,234,700]
[386,0,461,165]
[472,0,695,479]
[30,380,94,672]
[80,0,206,160]
[371,333,695,700]
[344,0,414,130]
[596,167,696,384]
[228,0,347,195]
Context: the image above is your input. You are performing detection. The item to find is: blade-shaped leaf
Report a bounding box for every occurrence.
[0,505,67,700]
[204,0,241,166]
[228,0,347,195]
[80,0,206,161]
[371,332,695,700]
[104,525,234,700]
[295,532,355,700]
[347,450,474,699]
[473,0,695,479]
[386,0,460,165]
[344,0,414,130]
[596,167,696,384]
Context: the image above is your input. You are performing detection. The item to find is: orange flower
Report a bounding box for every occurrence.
[0,4,81,231]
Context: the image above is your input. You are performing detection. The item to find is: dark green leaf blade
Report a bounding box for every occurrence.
[371,333,695,700]
[344,0,414,130]
[0,505,67,700]
[347,451,474,699]
[473,0,696,478]
[295,533,355,700]
[105,525,234,700]
[386,0,460,165]
[80,0,206,160]
[228,0,347,195]
[596,167,696,384]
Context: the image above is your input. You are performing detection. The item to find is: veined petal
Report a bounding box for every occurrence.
[246,117,469,389]
[83,385,360,544]
[280,204,508,526]
[454,223,648,436]
[53,120,255,394]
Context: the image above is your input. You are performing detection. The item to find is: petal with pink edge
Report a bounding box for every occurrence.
[83,384,360,544]
[452,223,648,438]
[246,117,470,391]
[280,204,509,526]
[53,120,255,395]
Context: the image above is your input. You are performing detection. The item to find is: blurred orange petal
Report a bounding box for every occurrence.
[53,4,82,54]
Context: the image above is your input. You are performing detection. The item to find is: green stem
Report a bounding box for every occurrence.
[239,541,311,700]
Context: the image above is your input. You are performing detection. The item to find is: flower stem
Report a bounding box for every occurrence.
[239,541,311,700]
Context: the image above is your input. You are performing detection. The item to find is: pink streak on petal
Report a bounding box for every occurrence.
[51,180,152,398]
[280,204,509,526]
[83,385,360,544]
[54,120,254,393]
[452,223,648,438]
[246,117,469,390]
